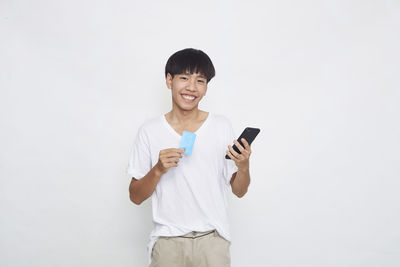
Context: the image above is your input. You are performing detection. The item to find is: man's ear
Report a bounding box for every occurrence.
[166,73,173,89]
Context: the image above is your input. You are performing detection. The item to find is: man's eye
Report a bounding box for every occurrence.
[180,77,188,80]
[197,80,205,83]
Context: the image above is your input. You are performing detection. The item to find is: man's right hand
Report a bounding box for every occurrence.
[155,148,185,174]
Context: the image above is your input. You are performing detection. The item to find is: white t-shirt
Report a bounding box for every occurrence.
[127,112,238,264]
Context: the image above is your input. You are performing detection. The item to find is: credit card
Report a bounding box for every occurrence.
[179,131,196,155]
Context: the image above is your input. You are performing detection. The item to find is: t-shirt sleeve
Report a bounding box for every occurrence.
[223,119,238,185]
[126,126,152,180]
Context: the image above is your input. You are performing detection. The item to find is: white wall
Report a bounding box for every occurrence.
[1,1,399,266]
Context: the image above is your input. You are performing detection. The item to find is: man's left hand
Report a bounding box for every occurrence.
[226,138,251,170]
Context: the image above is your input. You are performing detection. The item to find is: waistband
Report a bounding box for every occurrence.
[178,230,217,239]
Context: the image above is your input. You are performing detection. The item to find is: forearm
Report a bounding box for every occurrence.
[231,167,250,198]
[129,165,163,205]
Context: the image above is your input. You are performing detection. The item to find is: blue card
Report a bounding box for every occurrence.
[179,131,197,155]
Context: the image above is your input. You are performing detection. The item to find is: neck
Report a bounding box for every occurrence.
[167,107,202,124]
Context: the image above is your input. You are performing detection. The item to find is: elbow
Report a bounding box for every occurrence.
[231,175,250,198]
[233,188,248,198]
[232,182,250,198]
[235,190,247,198]
[129,193,143,205]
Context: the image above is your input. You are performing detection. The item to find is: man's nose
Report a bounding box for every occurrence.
[186,77,197,91]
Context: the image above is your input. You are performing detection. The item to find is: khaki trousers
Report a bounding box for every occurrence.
[149,230,231,267]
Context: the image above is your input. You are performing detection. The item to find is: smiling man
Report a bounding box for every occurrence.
[127,48,252,267]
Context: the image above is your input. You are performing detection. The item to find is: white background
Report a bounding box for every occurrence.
[1,0,399,266]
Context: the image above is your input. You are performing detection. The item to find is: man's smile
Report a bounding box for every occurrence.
[181,94,197,102]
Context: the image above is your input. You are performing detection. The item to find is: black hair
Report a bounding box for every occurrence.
[165,48,215,83]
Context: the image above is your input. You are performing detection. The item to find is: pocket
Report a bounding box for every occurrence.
[150,239,162,267]
[151,239,160,259]
[205,232,231,266]
[214,231,231,246]
[150,237,182,267]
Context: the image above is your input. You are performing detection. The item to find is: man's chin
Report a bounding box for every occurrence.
[179,104,199,112]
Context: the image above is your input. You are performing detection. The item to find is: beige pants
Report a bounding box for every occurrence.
[149,230,231,267]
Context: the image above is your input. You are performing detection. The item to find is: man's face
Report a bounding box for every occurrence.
[166,72,208,111]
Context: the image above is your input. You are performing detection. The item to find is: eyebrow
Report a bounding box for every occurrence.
[181,72,207,79]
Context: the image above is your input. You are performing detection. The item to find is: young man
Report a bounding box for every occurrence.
[127,48,252,267]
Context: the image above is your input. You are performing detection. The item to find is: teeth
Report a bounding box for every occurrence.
[182,94,195,100]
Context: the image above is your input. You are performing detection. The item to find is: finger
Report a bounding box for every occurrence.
[165,162,178,168]
[168,148,185,154]
[228,145,241,159]
[226,149,238,162]
[161,148,185,154]
[171,153,183,158]
[241,138,251,151]
[233,140,245,153]
[162,159,180,167]
[163,156,182,164]
[166,156,182,162]
[161,156,181,163]
[163,151,184,158]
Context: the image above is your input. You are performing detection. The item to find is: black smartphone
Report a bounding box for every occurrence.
[225,127,260,159]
